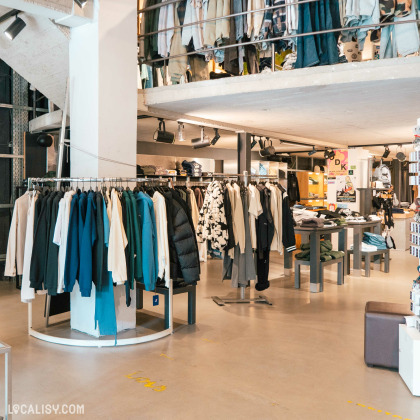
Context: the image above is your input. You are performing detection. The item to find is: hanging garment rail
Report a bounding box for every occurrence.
[140,18,420,65]
[25,176,175,348]
[211,171,273,306]
[139,0,315,36]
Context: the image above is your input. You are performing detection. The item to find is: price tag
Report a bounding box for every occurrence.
[153,295,159,306]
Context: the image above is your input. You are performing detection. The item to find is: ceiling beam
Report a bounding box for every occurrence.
[137,107,342,149]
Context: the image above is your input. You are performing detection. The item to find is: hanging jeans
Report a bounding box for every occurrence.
[256,249,270,291]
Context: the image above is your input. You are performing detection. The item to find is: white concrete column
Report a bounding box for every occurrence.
[69,0,137,178]
[68,0,138,336]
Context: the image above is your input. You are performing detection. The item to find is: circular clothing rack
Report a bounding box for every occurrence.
[27,282,173,347]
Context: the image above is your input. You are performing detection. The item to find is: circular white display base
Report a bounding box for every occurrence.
[28,327,172,347]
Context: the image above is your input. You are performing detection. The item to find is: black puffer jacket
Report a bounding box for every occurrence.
[170,192,200,283]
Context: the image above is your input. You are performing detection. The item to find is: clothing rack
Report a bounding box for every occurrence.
[211,171,273,306]
[25,176,174,348]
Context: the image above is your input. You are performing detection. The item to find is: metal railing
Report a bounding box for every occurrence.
[138,0,420,77]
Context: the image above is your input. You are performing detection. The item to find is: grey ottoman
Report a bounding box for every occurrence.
[365,301,412,369]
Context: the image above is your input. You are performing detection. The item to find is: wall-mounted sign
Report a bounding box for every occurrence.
[328,150,348,177]
[336,175,356,203]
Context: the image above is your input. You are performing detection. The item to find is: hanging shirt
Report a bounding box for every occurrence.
[248,185,263,250]
[21,192,38,303]
[64,194,80,293]
[53,191,76,294]
[233,183,246,254]
[108,189,128,285]
[5,192,31,277]
[79,192,97,297]
[187,188,200,229]
[152,191,171,286]
[158,0,175,57]
[94,196,117,337]
[136,192,158,291]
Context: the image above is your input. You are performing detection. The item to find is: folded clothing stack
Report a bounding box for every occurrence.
[367,214,381,222]
[155,166,167,175]
[363,232,387,250]
[293,208,317,224]
[350,243,378,252]
[295,240,345,262]
[392,208,404,214]
[140,165,156,175]
[301,218,324,228]
[182,160,202,176]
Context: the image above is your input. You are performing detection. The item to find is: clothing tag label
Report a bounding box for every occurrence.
[153,295,159,306]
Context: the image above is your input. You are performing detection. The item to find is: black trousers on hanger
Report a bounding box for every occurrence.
[256,249,270,291]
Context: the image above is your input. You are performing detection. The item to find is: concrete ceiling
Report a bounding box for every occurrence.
[0,9,69,109]
[140,57,420,148]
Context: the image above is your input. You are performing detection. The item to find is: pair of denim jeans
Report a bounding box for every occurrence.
[295,0,341,68]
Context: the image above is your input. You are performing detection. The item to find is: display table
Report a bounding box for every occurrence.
[393,213,414,251]
[346,220,381,276]
[285,225,347,293]
[399,324,420,396]
[0,341,11,420]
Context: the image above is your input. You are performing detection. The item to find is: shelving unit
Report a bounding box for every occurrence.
[296,171,327,207]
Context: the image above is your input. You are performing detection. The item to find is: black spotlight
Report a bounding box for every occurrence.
[259,138,276,157]
[382,146,390,159]
[75,0,88,8]
[4,16,26,41]
[36,133,53,148]
[210,128,220,146]
[251,135,257,149]
[328,149,336,160]
[153,119,175,144]
[308,146,316,156]
[324,149,335,160]
[192,127,211,149]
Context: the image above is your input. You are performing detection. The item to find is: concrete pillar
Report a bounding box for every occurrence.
[68,0,138,337]
[237,132,251,174]
[69,0,137,178]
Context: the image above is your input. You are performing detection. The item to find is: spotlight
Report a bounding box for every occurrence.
[396,145,406,162]
[177,122,185,142]
[259,137,276,157]
[251,135,257,149]
[4,16,26,41]
[210,128,220,146]
[324,149,335,160]
[382,146,390,159]
[153,119,175,144]
[308,146,316,156]
[192,127,211,149]
[75,0,88,8]
[36,133,53,148]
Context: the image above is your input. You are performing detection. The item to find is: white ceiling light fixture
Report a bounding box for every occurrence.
[4,15,26,41]
[75,0,88,8]
[177,122,186,142]
[192,127,211,149]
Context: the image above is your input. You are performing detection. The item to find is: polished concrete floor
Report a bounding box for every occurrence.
[0,250,419,419]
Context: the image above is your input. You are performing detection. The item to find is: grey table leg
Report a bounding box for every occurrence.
[338,228,348,279]
[365,254,371,277]
[136,287,144,310]
[284,248,293,276]
[353,226,362,276]
[310,233,321,293]
[188,287,196,325]
[294,261,300,289]
[373,222,382,269]
[385,251,390,273]
[337,259,343,285]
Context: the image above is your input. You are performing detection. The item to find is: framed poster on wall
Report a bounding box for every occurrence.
[328,150,349,177]
[336,175,356,202]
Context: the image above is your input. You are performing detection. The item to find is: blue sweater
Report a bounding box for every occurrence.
[136,192,158,291]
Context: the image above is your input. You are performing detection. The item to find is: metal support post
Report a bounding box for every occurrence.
[11,71,28,202]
